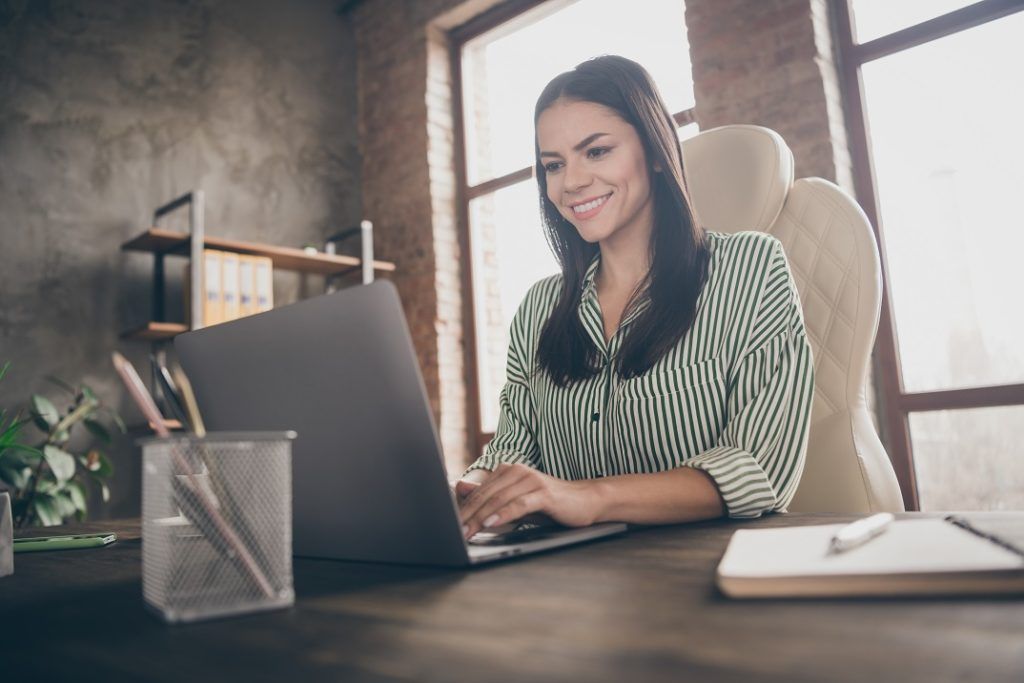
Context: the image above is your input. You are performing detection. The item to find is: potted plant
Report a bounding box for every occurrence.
[0,362,125,528]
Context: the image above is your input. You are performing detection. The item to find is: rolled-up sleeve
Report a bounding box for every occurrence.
[462,297,542,477]
[683,240,814,518]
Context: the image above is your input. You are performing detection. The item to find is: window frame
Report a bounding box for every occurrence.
[832,0,1024,510]
[450,0,697,455]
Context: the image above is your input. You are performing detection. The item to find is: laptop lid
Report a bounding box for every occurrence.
[175,281,471,566]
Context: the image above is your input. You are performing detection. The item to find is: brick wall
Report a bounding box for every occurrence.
[350,0,504,475]
[686,0,853,191]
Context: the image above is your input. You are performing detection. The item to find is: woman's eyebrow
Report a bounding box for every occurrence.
[539,132,610,158]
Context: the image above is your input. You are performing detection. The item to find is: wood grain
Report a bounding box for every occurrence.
[1,514,1021,682]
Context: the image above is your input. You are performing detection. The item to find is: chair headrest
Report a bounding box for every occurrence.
[681,124,794,233]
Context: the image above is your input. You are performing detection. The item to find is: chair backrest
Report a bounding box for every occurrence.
[681,125,904,512]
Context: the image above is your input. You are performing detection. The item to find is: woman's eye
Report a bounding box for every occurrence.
[544,161,563,173]
[587,147,610,159]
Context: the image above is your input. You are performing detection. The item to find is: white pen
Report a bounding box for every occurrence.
[828,512,894,554]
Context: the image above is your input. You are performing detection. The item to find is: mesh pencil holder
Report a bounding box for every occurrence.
[140,431,295,623]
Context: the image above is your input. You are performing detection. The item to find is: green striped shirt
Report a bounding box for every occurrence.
[464,230,814,518]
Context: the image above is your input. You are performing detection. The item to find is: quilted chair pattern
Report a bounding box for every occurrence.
[770,179,904,512]
[681,125,904,512]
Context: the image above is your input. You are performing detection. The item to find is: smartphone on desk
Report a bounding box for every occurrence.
[13,532,117,553]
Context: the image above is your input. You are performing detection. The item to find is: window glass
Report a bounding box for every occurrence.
[860,12,1024,392]
[910,406,1024,511]
[469,179,559,433]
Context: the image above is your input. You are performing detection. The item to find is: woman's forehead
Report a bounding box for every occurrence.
[537,99,631,146]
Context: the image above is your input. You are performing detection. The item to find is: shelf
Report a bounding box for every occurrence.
[120,322,190,341]
[122,228,396,277]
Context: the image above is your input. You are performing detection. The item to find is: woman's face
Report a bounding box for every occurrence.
[537,98,655,246]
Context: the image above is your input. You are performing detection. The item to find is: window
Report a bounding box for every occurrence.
[452,0,697,447]
[835,0,1024,510]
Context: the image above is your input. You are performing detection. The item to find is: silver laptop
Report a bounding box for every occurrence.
[174,281,626,566]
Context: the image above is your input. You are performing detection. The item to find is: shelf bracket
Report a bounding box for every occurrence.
[324,220,374,292]
[152,190,205,330]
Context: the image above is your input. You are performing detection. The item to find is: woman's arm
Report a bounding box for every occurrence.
[590,467,724,524]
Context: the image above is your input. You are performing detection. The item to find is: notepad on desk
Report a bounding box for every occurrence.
[717,515,1024,598]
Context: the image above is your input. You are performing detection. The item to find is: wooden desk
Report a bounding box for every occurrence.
[1,513,1021,682]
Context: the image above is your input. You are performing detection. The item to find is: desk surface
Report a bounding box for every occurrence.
[1,513,1021,683]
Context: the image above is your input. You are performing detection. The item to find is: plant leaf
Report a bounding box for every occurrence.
[32,413,50,433]
[54,491,77,518]
[67,480,87,513]
[0,360,10,383]
[0,464,30,489]
[84,418,112,444]
[81,385,98,405]
[43,444,76,483]
[32,395,60,429]
[44,375,77,396]
[33,495,61,526]
[0,446,41,469]
[100,481,110,503]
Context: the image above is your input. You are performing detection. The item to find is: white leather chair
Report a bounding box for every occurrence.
[681,124,904,512]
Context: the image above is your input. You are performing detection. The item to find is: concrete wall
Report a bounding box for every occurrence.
[0,0,361,519]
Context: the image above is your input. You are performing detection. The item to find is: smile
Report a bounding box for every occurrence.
[570,193,612,219]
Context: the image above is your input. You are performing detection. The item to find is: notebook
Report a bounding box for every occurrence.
[716,514,1024,598]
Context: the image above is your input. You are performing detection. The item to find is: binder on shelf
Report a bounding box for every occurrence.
[254,256,273,313]
[203,250,225,325]
[238,255,257,317]
[221,252,240,322]
[184,249,225,327]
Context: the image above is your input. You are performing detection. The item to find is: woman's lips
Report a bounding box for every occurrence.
[569,193,612,221]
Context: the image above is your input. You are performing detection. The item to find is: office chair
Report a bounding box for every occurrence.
[680,124,905,512]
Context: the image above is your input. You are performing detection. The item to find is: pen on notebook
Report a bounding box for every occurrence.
[111,352,275,598]
[828,512,894,555]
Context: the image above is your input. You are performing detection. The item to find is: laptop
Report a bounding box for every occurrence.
[174,280,627,566]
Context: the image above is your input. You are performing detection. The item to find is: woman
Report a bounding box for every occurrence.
[457,55,813,541]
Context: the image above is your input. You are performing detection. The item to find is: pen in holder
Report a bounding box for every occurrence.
[140,431,295,623]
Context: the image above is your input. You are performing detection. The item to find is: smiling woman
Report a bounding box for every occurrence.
[454,56,815,541]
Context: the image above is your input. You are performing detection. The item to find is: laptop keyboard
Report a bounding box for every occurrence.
[468,521,561,546]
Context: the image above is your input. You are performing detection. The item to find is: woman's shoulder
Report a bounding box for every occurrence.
[705,229,782,257]
[511,273,563,326]
[520,274,561,313]
[705,230,785,274]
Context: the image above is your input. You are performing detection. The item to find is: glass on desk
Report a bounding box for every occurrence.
[140,432,294,623]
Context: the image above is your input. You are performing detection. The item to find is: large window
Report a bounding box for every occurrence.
[452,0,697,449]
[836,0,1024,510]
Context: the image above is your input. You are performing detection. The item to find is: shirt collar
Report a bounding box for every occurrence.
[578,251,652,336]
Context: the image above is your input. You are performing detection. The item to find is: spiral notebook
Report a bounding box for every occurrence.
[717,514,1024,598]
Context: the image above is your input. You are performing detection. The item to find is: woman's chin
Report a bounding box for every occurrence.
[569,220,613,244]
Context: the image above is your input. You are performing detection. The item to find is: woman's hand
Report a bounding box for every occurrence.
[455,463,602,540]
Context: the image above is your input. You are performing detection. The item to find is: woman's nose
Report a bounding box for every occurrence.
[563,161,592,194]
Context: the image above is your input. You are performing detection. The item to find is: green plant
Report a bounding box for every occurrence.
[0,361,125,528]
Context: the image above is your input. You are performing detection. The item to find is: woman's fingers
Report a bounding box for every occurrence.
[458,464,529,523]
[454,479,481,501]
[462,478,545,539]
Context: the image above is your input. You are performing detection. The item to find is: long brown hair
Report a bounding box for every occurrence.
[534,55,709,387]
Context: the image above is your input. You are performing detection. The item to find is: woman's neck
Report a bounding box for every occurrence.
[596,221,653,297]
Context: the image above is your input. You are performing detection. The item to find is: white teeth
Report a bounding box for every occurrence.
[572,194,610,214]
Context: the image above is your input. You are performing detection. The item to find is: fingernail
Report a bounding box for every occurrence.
[461,524,469,536]
[483,514,499,528]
